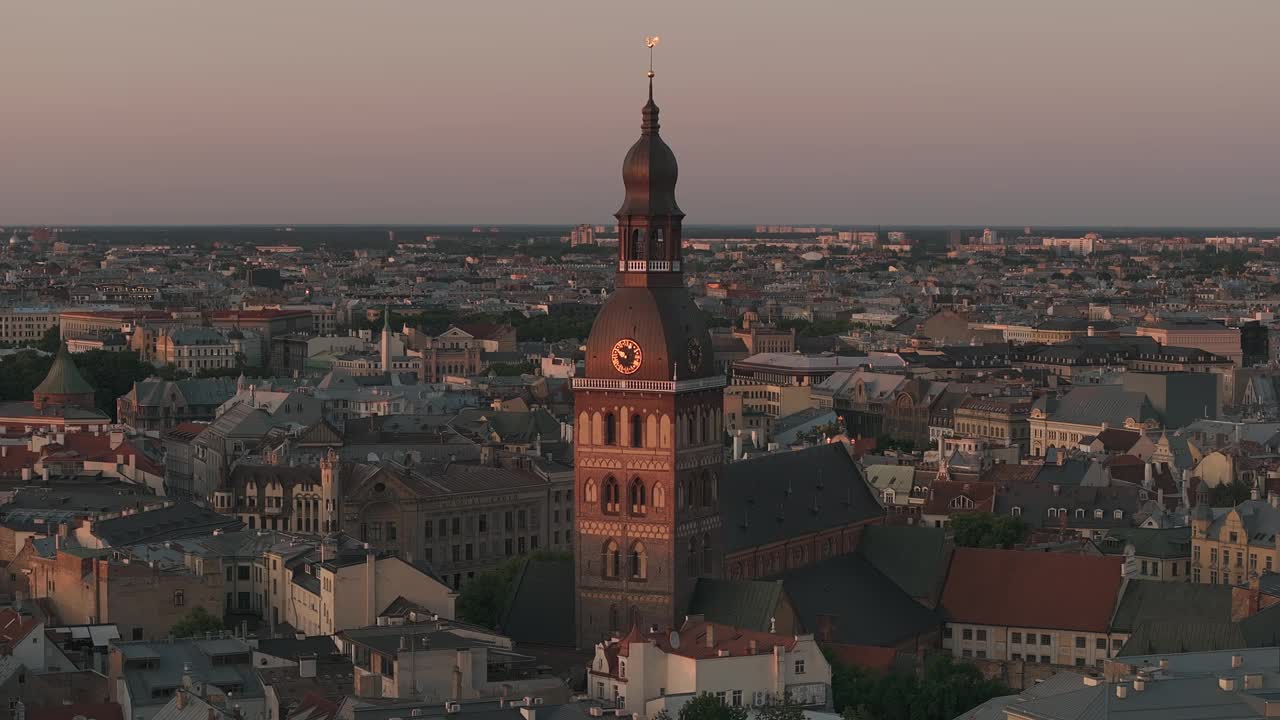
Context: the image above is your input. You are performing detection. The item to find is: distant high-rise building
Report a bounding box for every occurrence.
[570,223,596,246]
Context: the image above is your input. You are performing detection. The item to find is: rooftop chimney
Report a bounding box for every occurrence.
[1232,654,1244,668]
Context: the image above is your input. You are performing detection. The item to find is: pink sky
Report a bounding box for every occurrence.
[2,1,1278,226]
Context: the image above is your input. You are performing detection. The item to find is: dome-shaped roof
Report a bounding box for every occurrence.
[584,286,716,381]
[616,97,682,218]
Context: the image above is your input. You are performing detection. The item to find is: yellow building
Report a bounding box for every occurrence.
[1190,493,1280,586]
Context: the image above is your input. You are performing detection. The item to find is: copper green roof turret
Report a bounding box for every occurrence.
[35,342,95,397]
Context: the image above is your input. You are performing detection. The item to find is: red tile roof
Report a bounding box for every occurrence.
[923,481,996,516]
[618,619,796,661]
[0,608,41,654]
[826,644,899,675]
[27,704,122,720]
[940,548,1124,633]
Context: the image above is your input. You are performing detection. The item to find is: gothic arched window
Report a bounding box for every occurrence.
[630,541,647,580]
[585,478,598,504]
[702,532,713,574]
[604,540,620,579]
[604,413,617,445]
[701,471,715,506]
[602,477,620,514]
[653,482,666,509]
[631,414,643,448]
[629,478,647,515]
[687,537,700,576]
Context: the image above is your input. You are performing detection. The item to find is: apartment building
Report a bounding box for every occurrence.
[0,307,59,344]
[1191,492,1280,586]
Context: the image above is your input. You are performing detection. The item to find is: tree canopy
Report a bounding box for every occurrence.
[829,651,1009,720]
[0,348,157,420]
[1207,480,1253,508]
[171,607,223,638]
[653,693,748,720]
[949,512,1028,549]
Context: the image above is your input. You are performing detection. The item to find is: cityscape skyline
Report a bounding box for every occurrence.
[4,1,1279,226]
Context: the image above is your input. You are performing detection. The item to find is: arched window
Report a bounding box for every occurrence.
[1047,508,1057,519]
[1094,509,1104,519]
[604,413,617,445]
[1011,506,1022,517]
[629,229,642,260]
[631,414,643,448]
[1113,509,1124,520]
[604,540,620,579]
[701,413,710,444]
[702,472,716,506]
[653,482,666,509]
[602,477,620,514]
[585,478,598,504]
[687,537,699,576]
[630,542,647,580]
[629,478,647,515]
[609,604,620,630]
[690,475,702,509]
[653,228,665,254]
[702,532,713,574]
[1074,508,1085,519]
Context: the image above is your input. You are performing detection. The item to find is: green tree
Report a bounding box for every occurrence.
[486,361,536,377]
[826,650,1008,720]
[170,607,223,638]
[1208,480,1253,508]
[950,512,1027,549]
[456,550,571,629]
[654,693,748,720]
[36,325,61,353]
[754,695,805,720]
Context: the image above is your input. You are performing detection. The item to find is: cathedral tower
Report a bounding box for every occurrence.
[573,68,725,647]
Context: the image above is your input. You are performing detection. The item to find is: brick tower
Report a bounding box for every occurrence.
[573,68,725,647]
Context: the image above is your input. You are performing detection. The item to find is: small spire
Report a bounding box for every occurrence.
[643,35,661,135]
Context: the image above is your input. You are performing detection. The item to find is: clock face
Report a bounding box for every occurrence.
[611,338,643,375]
[687,338,704,372]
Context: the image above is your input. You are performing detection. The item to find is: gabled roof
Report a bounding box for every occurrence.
[856,525,950,600]
[780,553,941,647]
[940,548,1124,633]
[720,443,881,554]
[1035,386,1159,427]
[686,578,785,633]
[498,556,575,647]
[1110,579,1232,634]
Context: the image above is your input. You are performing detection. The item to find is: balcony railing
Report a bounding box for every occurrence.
[618,260,681,273]
[572,376,728,393]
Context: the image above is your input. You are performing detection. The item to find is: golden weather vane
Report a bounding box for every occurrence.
[646,35,661,78]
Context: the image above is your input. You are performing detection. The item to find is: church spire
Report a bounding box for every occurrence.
[616,36,683,288]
